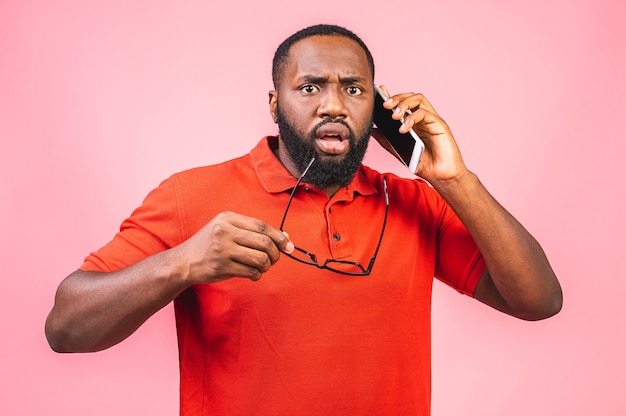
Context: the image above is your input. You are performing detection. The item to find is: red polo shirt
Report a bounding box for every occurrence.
[82,136,485,415]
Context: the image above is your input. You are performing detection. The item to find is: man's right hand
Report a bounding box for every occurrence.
[45,211,294,352]
[170,211,295,284]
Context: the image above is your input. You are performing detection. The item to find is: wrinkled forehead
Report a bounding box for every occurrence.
[283,35,373,83]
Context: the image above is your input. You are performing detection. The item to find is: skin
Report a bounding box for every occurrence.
[46,34,561,354]
[370,88,562,319]
[269,36,375,196]
[45,212,295,352]
[271,36,561,320]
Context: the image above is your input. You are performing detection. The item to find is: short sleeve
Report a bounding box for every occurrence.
[80,177,183,272]
[434,204,486,296]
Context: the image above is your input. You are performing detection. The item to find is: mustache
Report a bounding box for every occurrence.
[312,118,352,136]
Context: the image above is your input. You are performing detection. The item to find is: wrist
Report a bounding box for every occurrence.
[158,247,198,288]
[429,169,478,198]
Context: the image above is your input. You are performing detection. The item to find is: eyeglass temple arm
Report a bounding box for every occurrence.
[366,176,389,271]
[279,157,316,230]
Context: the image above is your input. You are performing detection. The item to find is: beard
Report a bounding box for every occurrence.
[275,103,373,190]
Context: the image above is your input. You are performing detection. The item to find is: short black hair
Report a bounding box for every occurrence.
[272,24,375,88]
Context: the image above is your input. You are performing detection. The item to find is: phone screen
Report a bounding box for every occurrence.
[372,88,420,167]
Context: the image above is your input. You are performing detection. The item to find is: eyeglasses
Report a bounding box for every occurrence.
[279,158,389,276]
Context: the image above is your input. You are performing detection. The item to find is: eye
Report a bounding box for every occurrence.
[346,86,363,95]
[299,84,319,94]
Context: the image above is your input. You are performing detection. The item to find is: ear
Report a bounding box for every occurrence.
[268,90,278,123]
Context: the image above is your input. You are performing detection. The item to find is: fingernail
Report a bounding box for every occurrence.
[285,241,295,254]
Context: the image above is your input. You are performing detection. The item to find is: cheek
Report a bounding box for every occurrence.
[352,110,374,136]
[292,116,313,137]
[298,115,321,138]
[283,98,316,125]
[349,100,373,123]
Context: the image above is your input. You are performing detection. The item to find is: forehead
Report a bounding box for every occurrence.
[284,35,373,82]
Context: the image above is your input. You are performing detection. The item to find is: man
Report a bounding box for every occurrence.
[45,24,562,415]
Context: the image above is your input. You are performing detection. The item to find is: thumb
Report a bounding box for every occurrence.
[281,231,295,254]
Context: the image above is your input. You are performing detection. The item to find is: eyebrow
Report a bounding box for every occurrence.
[297,74,368,84]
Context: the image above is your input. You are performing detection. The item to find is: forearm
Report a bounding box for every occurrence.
[45,249,191,353]
[45,211,295,352]
[431,171,562,320]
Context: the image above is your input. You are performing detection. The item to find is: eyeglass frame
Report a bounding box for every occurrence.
[278,158,389,276]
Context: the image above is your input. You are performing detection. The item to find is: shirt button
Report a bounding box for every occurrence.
[333,233,341,241]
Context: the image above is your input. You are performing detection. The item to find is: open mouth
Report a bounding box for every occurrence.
[315,123,350,155]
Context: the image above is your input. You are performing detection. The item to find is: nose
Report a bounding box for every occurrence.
[317,88,348,119]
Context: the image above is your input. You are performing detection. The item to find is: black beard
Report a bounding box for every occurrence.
[275,104,372,190]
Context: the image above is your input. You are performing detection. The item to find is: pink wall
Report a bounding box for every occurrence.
[2,0,625,414]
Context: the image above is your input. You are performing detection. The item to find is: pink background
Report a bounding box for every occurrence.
[1,0,625,414]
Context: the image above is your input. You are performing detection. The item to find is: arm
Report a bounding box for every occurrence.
[434,172,562,320]
[372,87,562,320]
[45,212,294,352]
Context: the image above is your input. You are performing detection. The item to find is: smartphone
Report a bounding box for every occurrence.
[373,84,424,172]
